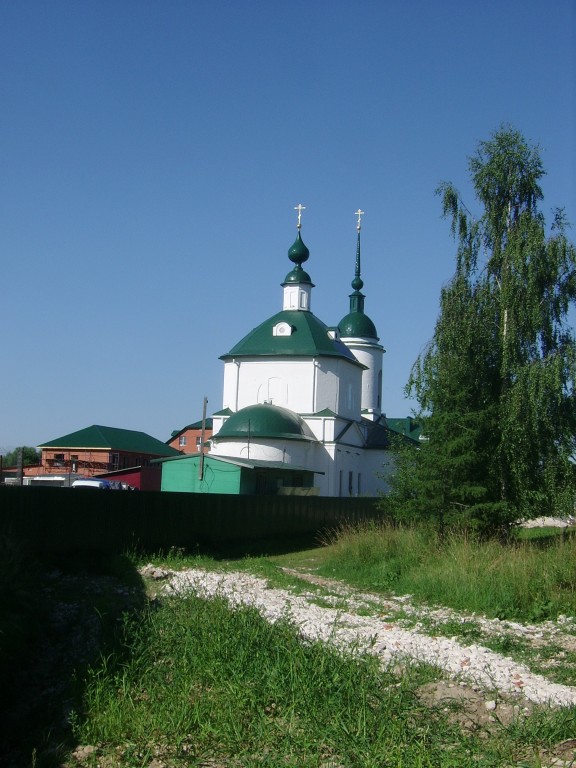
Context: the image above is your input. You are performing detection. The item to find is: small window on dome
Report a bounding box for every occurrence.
[327,328,340,340]
[273,322,293,337]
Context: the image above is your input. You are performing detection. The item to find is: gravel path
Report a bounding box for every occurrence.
[162,567,576,709]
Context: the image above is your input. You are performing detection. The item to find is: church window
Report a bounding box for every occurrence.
[348,471,353,496]
[273,321,293,337]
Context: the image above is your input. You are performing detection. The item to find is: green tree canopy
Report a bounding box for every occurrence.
[398,126,576,535]
[2,447,41,467]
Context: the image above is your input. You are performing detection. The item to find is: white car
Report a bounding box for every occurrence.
[71,479,111,490]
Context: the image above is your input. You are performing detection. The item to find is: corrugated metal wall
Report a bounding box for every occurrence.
[1,486,382,554]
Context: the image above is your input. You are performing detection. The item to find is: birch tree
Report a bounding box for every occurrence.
[405,126,576,533]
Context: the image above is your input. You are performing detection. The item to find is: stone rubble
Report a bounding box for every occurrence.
[163,568,576,708]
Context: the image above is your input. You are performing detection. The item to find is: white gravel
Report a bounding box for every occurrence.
[163,568,576,709]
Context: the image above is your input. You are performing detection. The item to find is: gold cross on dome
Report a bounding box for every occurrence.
[294,203,306,229]
[355,209,365,231]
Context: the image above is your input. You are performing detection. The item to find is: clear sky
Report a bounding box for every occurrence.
[1,0,574,452]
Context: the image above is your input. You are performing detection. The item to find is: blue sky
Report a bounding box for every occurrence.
[1,0,574,451]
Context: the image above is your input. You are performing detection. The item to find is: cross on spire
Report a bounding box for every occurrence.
[294,203,306,229]
[355,208,365,231]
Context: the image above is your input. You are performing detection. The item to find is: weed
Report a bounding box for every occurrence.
[71,591,564,767]
[316,522,576,623]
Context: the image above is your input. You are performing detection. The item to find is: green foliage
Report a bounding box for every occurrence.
[318,522,576,622]
[402,126,576,534]
[2,446,41,467]
[75,593,478,767]
[72,584,576,767]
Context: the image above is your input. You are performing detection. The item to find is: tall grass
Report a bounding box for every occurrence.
[319,523,576,622]
[72,591,572,767]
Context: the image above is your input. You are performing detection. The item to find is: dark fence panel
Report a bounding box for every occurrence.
[0,486,382,554]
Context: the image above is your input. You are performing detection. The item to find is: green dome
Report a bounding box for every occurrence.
[283,265,313,285]
[288,231,310,266]
[339,311,378,339]
[217,403,317,441]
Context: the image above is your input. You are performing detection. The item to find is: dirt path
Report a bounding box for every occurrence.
[156,565,576,718]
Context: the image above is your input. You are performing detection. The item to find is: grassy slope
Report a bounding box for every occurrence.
[3,524,576,767]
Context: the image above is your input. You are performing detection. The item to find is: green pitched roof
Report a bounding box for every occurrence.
[39,425,181,456]
[171,418,213,438]
[386,417,422,444]
[221,309,363,365]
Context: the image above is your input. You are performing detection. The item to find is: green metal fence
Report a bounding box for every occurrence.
[0,486,382,554]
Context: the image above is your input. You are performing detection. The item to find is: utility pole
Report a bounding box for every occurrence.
[198,396,208,481]
[16,447,23,486]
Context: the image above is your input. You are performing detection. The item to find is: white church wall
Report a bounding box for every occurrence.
[302,414,348,442]
[222,357,364,419]
[314,359,363,420]
[222,362,240,412]
[222,358,314,413]
[210,437,324,476]
[341,338,384,419]
[211,414,226,437]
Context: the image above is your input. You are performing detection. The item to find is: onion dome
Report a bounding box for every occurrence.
[288,230,310,265]
[283,230,313,285]
[217,403,316,441]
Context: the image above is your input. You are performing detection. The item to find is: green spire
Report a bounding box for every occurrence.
[349,210,365,313]
[338,209,378,339]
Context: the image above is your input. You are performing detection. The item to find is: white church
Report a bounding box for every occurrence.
[201,206,393,497]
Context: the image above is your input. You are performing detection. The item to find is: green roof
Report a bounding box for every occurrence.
[212,407,233,417]
[287,230,310,265]
[339,310,378,340]
[214,403,317,442]
[155,453,323,474]
[171,418,213,438]
[386,417,422,444]
[282,265,313,285]
[301,408,338,417]
[39,425,181,456]
[221,309,363,365]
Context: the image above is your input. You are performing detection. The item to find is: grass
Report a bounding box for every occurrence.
[315,522,576,622]
[0,546,147,768]
[3,523,576,767]
[70,590,575,768]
